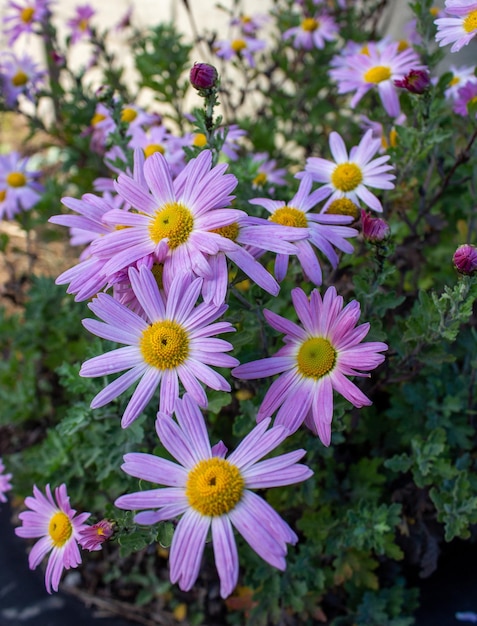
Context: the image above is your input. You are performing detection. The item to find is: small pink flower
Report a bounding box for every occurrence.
[15,484,90,593]
[283,13,339,50]
[67,4,95,44]
[79,520,114,551]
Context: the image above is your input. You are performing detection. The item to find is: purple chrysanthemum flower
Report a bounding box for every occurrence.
[0,458,13,503]
[249,173,357,285]
[67,4,95,44]
[0,151,44,220]
[283,13,339,50]
[232,286,388,446]
[434,1,477,52]
[115,393,313,598]
[214,36,266,68]
[89,149,243,287]
[15,484,90,593]
[303,129,395,213]
[0,51,45,108]
[444,65,477,100]
[453,80,477,117]
[80,265,238,427]
[3,0,50,45]
[251,152,287,190]
[230,13,269,36]
[329,41,427,117]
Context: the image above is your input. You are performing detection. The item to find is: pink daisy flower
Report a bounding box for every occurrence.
[232,286,388,446]
[453,80,477,117]
[283,13,339,50]
[329,41,426,117]
[67,4,95,44]
[0,458,13,503]
[3,0,50,45]
[435,1,477,52]
[0,51,45,108]
[80,265,238,427]
[90,149,243,287]
[15,484,90,594]
[303,129,395,213]
[230,13,269,36]
[115,393,313,598]
[251,152,287,190]
[0,151,44,220]
[249,173,357,285]
[214,36,266,68]
[444,65,477,100]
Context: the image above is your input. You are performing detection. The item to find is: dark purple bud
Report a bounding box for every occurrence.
[394,69,431,95]
[453,244,477,275]
[190,63,218,91]
[361,210,390,243]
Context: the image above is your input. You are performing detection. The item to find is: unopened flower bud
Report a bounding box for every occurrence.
[190,63,218,91]
[394,69,431,95]
[453,244,477,275]
[361,210,390,242]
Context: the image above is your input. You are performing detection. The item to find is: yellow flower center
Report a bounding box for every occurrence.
[6,172,27,188]
[429,6,440,16]
[449,76,460,87]
[193,133,207,148]
[252,172,268,187]
[241,15,251,24]
[140,320,189,369]
[0,190,6,202]
[78,18,89,31]
[48,511,73,547]
[331,162,363,192]
[20,7,35,23]
[144,144,165,158]
[231,39,247,52]
[186,457,244,516]
[297,337,336,379]
[148,202,194,249]
[121,108,138,123]
[11,70,28,86]
[91,112,106,126]
[463,10,477,33]
[360,44,370,55]
[211,222,240,241]
[326,197,359,219]
[302,17,319,32]
[363,65,391,84]
[397,40,409,52]
[269,206,308,228]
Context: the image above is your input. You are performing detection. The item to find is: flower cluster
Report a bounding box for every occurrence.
[6,0,476,617]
